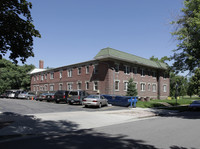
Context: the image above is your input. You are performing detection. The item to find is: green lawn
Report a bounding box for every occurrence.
[136,96,200,108]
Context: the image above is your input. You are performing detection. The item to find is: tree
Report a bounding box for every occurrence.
[171,0,200,73]
[126,78,138,96]
[0,0,41,64]
[190,68,200,95]
[187,78,195,98]
[150,56,170,63]
[0,59,35,93]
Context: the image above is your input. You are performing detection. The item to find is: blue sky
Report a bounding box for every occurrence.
[13,0,184,68]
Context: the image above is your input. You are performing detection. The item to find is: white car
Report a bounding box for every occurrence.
[82,95,108,108]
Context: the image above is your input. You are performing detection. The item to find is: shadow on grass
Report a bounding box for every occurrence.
[0,112,194,149]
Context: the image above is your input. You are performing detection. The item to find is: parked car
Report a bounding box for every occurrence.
[0,92,8,98]
[15,90,25,99]
[54,90,70,103]
[17,91,28,99]
[7,90,18,98]
[82,95,108,108]
[67,90,89,105]
[46,92,56,102]
[189,100,200,110]
[25,92,36,100]
[36,93,49,101]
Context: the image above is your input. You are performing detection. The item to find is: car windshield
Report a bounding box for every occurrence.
[87,95,100,99]
[69,92,78,96]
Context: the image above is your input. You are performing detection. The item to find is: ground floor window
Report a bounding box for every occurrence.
[124,81,128,91]
[163,85,167,92]
[77,82,82,90]
[67,83,73,91]
[86,81,89,90]
[59,83,63,90]
[50,85,54,91]
[115,80,120,91]
[140,83,145,91]
[93,81,98,91]
[152,84,157,92]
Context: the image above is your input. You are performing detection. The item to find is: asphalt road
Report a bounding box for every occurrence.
[0,98,125,114]
[0,98,200,149]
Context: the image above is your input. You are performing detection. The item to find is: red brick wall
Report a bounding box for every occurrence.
[30,60,170,99]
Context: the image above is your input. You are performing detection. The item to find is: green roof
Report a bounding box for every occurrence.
[94,47,168,70]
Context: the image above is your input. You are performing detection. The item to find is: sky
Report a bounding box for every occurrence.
[9,0,185,68]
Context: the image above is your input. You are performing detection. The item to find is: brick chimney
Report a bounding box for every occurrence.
[39,60,44,69]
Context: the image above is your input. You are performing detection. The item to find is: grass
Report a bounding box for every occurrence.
[136,96,200,109]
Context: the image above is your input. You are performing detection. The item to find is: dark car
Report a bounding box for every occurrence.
[67,90,89,105]
[189,100,200,110]
[46,92,55,102]
[54,90,69,103]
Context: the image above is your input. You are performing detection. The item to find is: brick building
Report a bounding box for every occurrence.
[29,48,170,99]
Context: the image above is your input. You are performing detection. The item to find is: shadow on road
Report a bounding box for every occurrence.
[0,112,194,149]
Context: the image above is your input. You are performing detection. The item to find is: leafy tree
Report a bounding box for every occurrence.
[0,0,41,64]
[190,68,200,95]
[126,78,138,96]
[171,0,200,73]
[187,78,195,98]
[0,59,35,93]
[170,72,188,98]
[150,56,170,63]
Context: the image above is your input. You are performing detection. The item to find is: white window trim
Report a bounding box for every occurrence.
[124,65,130,75]
[152,83,157,92]
[67,82,73,91]
[148,83,151,91]
[134,81,138,89]
[140,82,146,92]
[123,80,128,91]
[114,80,120,91]
[85,81,90,90]
[93,81,99,91]
[141,68,145,77]
[77,67,81,75]
[68,69,72,77]
[163,84,167,92]
[77,81,82,90]
[59,70,63,79]
[86,66,90,74]
[93,64,98,74]
[50,72,54,79]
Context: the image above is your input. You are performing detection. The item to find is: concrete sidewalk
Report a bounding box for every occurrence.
[0,108,173,137]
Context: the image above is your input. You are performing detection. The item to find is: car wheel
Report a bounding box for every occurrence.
[99,103,102,108]
[85,105,88,108]
[27,97,30,100]
[56,99,60,103]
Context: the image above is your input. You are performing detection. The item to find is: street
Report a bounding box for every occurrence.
[0,98,200,149]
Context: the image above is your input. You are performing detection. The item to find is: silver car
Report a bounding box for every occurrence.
[82,95,108,108]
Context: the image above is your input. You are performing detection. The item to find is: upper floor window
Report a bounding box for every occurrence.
[153,71,156,78]
[124,66,130,74]
[50,72,54,79]
[86,66,89,74]
[45,74,47,79]
[86,81,89,90]
[59,71,63,79]
[134,67,137,74]
[93,65,98,74]
[34,76,36,81]
[41,74,44,81]
[68,69,72,77]
[141,69,145,77]
[115,64,119,73]
[78,67,81,75]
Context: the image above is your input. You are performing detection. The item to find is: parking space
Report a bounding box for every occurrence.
[0,98,126,115]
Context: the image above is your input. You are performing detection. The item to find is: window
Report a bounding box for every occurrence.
[153,71,156,78]
[148,83,151,91]
[41,74,44,81]
[34,76,36,81]
[164,73,167,79]
[50,72,54,79]
[163,85,167,92]
[59,83,63,90]
[34,86,36,91]
[134,82,138,89]
[78,67,81,75]
[37,75,39,80]
[124,81,128,91]
[93,81,98,91]
[141,69,145,77]
[68,69,72,77]
[93,65,98,74]
[115,64,119,73]
[45,74,47,79]
[50,85,54,91]
[67,83,73,91]
[60,71,62,79]
[77,82,82,90]
[115,80,120,91]
[140,83,145,91]
[124,66,130,74]
[86,66,89,74]
[44,85,48,91]
[152,84,157,92]
[134,67,137,74]
[86,81,89,90]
